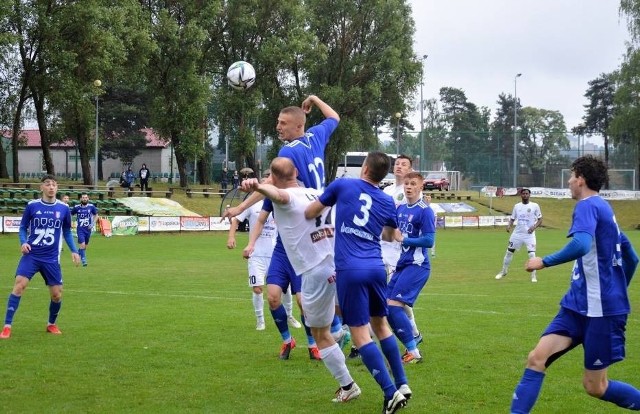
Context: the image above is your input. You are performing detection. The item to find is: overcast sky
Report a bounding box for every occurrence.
[407,0,630,142]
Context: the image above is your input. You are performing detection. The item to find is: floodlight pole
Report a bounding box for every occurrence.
[420,54,428,172]
[513,73,522,188]
[93,79,101,186]
[394,112,401,155]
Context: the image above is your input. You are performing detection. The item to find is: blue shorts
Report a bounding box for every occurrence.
[16,254,63,286]
[77,227,92,244]
[387,264,430,306]
[336,266,388,327]
[543,307,627,370]
[266,249,301,294]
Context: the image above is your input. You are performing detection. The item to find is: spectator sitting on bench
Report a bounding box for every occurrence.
[120,167,135,190]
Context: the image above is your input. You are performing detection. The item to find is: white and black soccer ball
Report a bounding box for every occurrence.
[226,61,256,91]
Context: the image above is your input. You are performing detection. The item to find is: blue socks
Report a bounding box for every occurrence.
[511,368,545,413]
[380,335,407,388]
[49,300,62,325]
[4,294,21,325]
[270,305,290,341]
[601,380,640,410]
[300,314,316,346]
[359,341,396,399]
[330,314,342,335]
[387,305,416,350]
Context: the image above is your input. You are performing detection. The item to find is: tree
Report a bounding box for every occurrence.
[147,3,212,187]
[438,87,490,177]
[491,93,521,186]
[614,0,640,188]
[573,72,616,174]
[300,0,421,183]
[518,107,569,185]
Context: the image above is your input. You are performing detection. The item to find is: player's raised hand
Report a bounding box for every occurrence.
[240,178,259,192]
[301,95,316,114]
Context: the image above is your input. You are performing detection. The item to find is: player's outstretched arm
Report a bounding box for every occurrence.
[222,191,265,220]
[301,95,340,121]
[525,231,592,272]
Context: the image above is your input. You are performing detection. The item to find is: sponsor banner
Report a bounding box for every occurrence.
[479,216,496,227]
[494,216,511,226]
[444,216,462,228]
[149,216,180,232]
[3,216,21,233]
[437,202,476,213]
[482,186,640,200]
[462,216,479,228]
[210,217,231,231]
[111,216,139,236]
[137,216,150,232]
[180,216,210,231]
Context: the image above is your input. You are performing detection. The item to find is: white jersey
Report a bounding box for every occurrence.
[510,201,542,236]
[235,201,276,257]
[381,182,406,267]
[272,187,333,275]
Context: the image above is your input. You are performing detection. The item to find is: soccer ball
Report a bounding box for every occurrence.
[226,61,256,91]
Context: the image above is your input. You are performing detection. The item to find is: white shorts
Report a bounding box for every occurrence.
[508,234,536,252]
[248,256,271,287]
[300,256,337,328]
[381,242,401,272]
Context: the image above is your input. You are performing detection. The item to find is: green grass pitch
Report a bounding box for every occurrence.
[0,229,638,413]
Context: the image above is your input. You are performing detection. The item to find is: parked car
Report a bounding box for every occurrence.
[423,172,449,191]
[379,173,395,189]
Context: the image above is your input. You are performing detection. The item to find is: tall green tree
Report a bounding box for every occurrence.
[573,72,616,172]
[614,0,640,187]
[491,93,520,186]
[518,107,569,185]
[302,0,421,182]
[439,87,490,177]
[147,1,220,187]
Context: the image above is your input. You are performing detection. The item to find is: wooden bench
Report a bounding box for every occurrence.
[1,182,34,189]
[456,195,472,201]
[123,189,172,198]
[186,188,216,198]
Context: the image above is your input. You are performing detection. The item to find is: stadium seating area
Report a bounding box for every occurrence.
[0,186,133,216]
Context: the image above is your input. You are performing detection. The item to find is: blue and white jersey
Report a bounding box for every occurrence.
[20,199,73,262]
[396,200,435,268]
[71,203,98,229]
[319,178,397,270]
[560,195,629,317]
[278,118,338,190]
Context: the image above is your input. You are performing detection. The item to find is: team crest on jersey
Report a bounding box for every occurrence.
[55,211,60,219]
[408,214,413,222]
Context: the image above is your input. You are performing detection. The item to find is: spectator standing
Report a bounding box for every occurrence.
[139,163,151,192]
[221,168,229,193]
[232,171,240,189]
